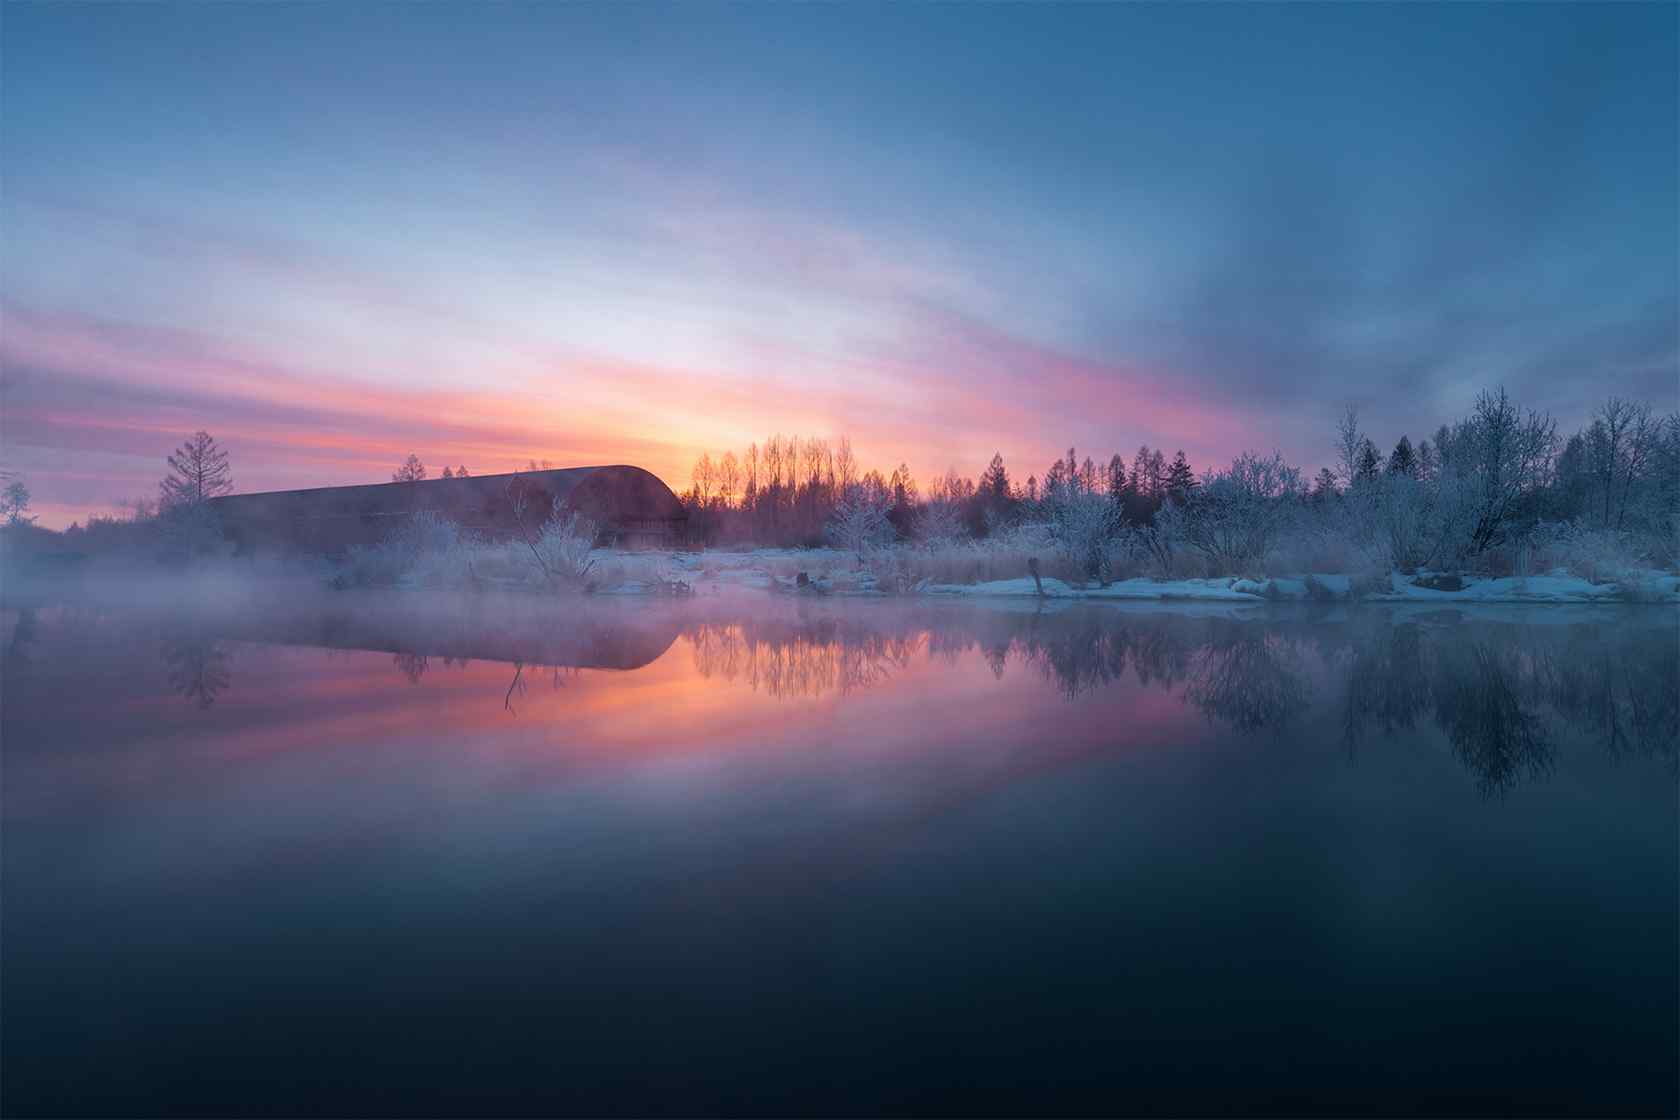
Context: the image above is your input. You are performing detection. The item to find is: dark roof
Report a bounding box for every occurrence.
[209,465,686,553]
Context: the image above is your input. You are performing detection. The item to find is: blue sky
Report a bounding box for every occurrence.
[3,2,1675,524]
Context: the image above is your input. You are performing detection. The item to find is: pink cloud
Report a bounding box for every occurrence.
[3,282,1269,528]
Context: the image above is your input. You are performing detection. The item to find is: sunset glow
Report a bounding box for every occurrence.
[4,4,1676,531]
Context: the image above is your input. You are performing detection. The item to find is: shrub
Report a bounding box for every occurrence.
[1524,523,1646,584]
[529,507,597,587]
[1044,490,1121,585]
[1174,451,1302,574]
[826,490,896,555]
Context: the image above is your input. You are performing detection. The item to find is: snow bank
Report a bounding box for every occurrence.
[927,576,1276,602]
[909,567,1674,605]
[615,548,1680,605]
[1366,570,1680,604]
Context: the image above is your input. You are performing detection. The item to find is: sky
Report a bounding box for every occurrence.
[3,2,1676,527]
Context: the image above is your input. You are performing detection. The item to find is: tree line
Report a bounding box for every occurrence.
[9,384,1676,585]
[683,387,1679,580]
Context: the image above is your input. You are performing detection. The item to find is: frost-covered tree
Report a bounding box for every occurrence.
[1175,451,1303,571]
[1583,398,1656,531]
[1335,405,1364,486]
[441,466,454,479]
[827,486,895,554]
[1048,487,1121,585]
[161,431,233,508]
[392,453,427,483]
[917,467,972,543]
[915,499,966,544]
[1451,386,1557,554]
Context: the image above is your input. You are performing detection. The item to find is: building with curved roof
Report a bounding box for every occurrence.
[210,465,687,555]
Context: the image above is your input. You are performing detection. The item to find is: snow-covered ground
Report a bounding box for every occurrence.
[593,548,1680,605]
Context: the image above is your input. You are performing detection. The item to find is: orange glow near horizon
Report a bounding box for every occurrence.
[3,299,1259,529]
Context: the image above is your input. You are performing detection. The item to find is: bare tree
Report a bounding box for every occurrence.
[392,454,427,483]
[1457,387,1556,554]
[717,451,740,509]
[1334,404,1364,486]
[834,437,859,497]
[1587,398,1656,530]
[160,431,233,508]
[691,452,715,507]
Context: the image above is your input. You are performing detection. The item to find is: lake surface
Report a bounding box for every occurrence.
[3,596,1676,1116]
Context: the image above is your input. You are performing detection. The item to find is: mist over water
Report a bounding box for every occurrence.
[3,596,1676,1116]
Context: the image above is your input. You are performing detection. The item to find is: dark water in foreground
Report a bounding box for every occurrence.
[3,597,1676,1117]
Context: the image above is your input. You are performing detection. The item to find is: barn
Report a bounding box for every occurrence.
[209,466,688,555]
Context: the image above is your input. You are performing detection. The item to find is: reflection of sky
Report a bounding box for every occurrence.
[5,611,1675,1117]
[3,4,1675,526]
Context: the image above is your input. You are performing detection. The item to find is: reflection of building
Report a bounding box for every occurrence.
[210,466,687,555]
[202,596,685,672]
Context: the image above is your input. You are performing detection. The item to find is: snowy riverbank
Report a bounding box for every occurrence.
[596,548,1680,605]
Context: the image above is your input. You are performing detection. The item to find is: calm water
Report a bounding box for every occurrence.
[3,596,1676,1117]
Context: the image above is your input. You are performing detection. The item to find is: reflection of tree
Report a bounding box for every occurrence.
[4,606,37,671]
[163,636,232,709]
[1334,617,1677,795]
[1530,628,1677,770]
[505,661,526,713]
[1184,632,1310,733]
[689,620,919,699]
[1031,612,1129,699]
[1432,643,1552,797]
[393,650,428,685]
[687,605,1669,797]
[1341,622,1430,748]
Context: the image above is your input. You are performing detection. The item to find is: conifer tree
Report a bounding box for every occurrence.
[160,431,233,508]
[1165,450,1196,503]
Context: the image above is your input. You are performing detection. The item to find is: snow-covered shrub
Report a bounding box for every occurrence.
[400,512,480,587]
[913,499,966,545]
[1175,451,1301,574]
[826,489,896,555]
[861,544,921,593]
[1045,489,1121,584]
[1419,470,1481,570]
[528,505,597,587]
[1613,571,1666,603]
[338,510,466,587]
[1526,522,1645,584]
[1138,504,1182,575]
